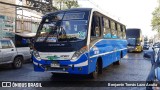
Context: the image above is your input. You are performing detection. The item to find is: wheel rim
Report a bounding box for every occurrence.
[15,58,22,68]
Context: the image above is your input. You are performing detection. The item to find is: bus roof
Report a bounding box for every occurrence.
[43,8,126,26]
[126,28,141,30]
[45,8,92,16]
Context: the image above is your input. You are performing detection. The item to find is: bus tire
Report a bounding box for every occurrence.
[98,58,103,74]
[89,58,102,79]
[121,51,123,58]
[141,48,143,52]
[140,49,143,52]
[113,52,121,65]
[89,62,99,79]
[113,60,120,65]
[138,50,142,53]
[51,73,62,77]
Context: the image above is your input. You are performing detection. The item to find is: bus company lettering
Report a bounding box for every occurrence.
[11,82,42,87]
[93,46,99,54]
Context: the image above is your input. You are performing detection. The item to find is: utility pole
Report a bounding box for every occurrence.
[15,6,17,33]
[60,1,62,10]
[21,0,24,33]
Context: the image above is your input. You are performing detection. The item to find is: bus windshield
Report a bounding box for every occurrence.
[36,12,88,43]
[126,29,140,38]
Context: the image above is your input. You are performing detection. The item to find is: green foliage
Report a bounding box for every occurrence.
[64,0,79,9]
[54,0,79,10]
[144,36,148,41]
[152,7,160,32]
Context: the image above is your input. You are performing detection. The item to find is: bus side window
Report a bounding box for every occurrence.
[102,17,111,38]
[111,21,117,38]
[120,25,124,39]
[91,15,101,37]
[122,26,126,39]
[117,24,122,39]
[115,23,118,38]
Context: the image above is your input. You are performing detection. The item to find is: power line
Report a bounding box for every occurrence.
[86,0,111,16]
[0,0,57,14]
[86,0,121,22]
[87,0,105,12]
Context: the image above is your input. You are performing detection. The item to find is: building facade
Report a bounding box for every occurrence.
[0,0,16,40]
[0,0,41,43]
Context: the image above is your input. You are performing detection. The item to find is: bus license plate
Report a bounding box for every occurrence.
[51,63,60,67]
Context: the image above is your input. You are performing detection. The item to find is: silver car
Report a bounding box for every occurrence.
[0,39,31,69]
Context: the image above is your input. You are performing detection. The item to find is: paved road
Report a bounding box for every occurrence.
[0,52,152,90]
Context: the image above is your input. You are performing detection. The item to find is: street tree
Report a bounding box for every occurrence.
[54,0,79,10]
[152,7,160,33]
[144,36,148,41]
[24,0,57,14]
[64,0,79,9]
[19,0,79,14]
[54,0,64,10]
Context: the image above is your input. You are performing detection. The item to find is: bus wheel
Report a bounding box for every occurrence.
[51,73,62,77]
[113,60,120,65]
[141,49,143,52]
[89,62,99,79]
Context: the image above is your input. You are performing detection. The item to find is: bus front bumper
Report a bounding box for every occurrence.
[32,55,89,74]
[128,46,142,52]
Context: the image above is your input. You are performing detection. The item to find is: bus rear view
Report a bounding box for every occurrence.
[126,28,143,52]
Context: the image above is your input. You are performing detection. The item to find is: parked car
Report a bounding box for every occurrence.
[153,42,160,48]
[143,44,150,50]
[0,39,31,69]
[143,41,150,50]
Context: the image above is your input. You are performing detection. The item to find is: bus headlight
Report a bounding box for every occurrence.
[71,46,88,60]
[33,51,41,61]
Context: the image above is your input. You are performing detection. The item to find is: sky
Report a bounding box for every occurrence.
[78,0,158,38]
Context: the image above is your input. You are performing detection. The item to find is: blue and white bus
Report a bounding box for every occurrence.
[32,8,127,78]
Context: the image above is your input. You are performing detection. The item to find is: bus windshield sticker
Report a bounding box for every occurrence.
[46,37,57,42]
[78,31,86,39]
[36,37,45,42]
[74,25,77,31]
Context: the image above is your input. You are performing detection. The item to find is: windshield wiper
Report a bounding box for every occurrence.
[68,37,81,41]
[58,37,81,42]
